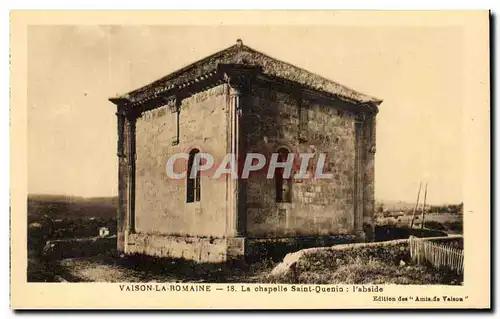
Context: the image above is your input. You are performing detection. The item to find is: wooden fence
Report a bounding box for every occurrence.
[409,236,464,274]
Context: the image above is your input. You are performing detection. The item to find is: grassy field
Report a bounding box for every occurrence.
[374,201,463,234]
[267,239,463,285]
[27,194,118,282]
[28,194,117,221]
[375,213,462,233]
[269,257,460,285]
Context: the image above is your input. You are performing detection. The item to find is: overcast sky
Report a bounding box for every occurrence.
[27,25,464,204]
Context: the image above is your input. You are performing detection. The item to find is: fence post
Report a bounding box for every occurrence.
[409,236,414,262]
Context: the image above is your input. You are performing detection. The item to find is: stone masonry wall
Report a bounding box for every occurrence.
[244,83,361,238]
[126,233,227,262]
[134,84,228,238]
[362,116,376,234]
[117,113,129,253]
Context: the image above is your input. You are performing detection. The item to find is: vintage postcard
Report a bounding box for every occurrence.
[10,11,490,309]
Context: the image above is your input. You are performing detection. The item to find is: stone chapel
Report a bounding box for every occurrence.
[109,39,382,262]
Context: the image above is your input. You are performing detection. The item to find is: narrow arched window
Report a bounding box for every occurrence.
[187,149,201,203]
[275,147,292,203]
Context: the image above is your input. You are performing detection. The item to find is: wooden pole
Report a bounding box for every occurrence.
[410,182,422,229]
[421,183,428,229]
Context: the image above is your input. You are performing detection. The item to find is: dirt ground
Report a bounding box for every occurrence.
[52,254,276,283]
[59,258,174,282]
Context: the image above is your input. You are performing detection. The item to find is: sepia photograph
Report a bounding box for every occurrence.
[11,10,490,309]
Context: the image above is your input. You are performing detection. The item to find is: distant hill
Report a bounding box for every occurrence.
[28,194,118,221]
[376,199,463,214]
[376,200,416,212]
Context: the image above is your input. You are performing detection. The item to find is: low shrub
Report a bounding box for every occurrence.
[443,221,463,232]
[423,220,446,231]
[267,237,464,285]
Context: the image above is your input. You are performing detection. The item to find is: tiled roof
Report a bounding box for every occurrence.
[114,40,382,106]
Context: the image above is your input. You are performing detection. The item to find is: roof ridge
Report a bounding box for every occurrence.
[241,44,381,103]
[113,40,382,106]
